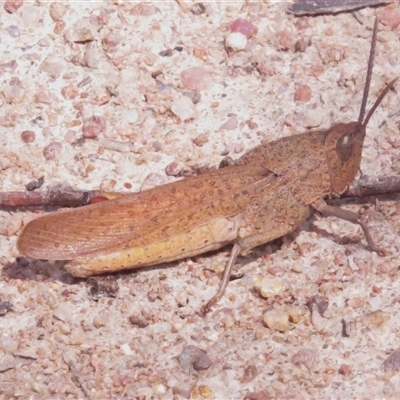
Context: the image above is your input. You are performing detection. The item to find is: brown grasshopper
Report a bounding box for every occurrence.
[17,18,397,312]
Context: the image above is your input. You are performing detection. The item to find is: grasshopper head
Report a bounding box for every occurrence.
[325,121,365,196]
[325,76,397,197]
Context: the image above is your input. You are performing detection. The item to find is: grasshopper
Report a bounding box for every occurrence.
[17,18,397,312]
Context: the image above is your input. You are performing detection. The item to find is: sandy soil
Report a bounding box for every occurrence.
[1,1,400,399]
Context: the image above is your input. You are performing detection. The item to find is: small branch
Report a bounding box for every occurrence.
[0,185,103,208]
[1,175,400,210]
[63,355,90,398]
[343,175,400,198]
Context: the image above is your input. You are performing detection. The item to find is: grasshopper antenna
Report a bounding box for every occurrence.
[358,17,398,128]
[358,16,378,125]
[362,76,399,127]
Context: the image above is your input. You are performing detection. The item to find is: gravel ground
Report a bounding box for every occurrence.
[1,1,400,399]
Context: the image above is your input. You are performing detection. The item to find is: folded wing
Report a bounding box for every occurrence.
[17,165,278,260]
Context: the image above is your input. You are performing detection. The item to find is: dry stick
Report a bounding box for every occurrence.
[1,175,400,209]
[0,186,97,208]
[63,355,90,399]
[0,187,85,208]
[343,175,400,198]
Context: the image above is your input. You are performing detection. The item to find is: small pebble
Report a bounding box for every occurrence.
[198,385,213,398]
[292,348,317,369]
[171,96,198,121]
[64,20,95,43]
[4,25,20,38]
[295,38,310,52]
[152,382,167,395]
[383,348,400,372]
[5,213,23,236]
[307,295,329,316]
[219,116,238,131]
[294,84,312,102]
[102,33,123,52]
[53,303,72,323]
[61,85,79,100]
[193,133,208,147]
[181,67,213,91]
[3,77,25,104]
[54,20,66,35]
[43,142,62,160]
[183,91,201,104]
[193,46,208,60]
[83,42,100,69]
[49,2,66,21]
[230,18,256,38]
[244,392,271,400]
[82,115,106,139]
[4,0,23,14]
[39,58,64,78]
[130,3,159,16]
[175,290,188,307]
[165,162,182,177]
[38,38,51,47]
[378,8,400,30]
[347,297,365,309]
[246,120,258,130]
[86,277,119,300]
[303,110,323,128]
[35,90,58,104]
[144,53,158,66]
[141,173,166,191]
[341,318,352,337]
[241,365,259,383]
[178,345,212,372]
[285,305,306,324]
[93,312,108,328]
[254,276,287,299]
[338,364,352,375]
[0,335,18,354]
[20,5,40,25]
[225,32,248,52]
[263,309,290,332]
[0,300,14,315]
[149,322,172,335]
[359,310,387,329]
[309,304,329,333]
[120,343,134,356]
[129,314,149,328]
[191,3,206,15]
[276,30,296,52]
[172,384,192,399]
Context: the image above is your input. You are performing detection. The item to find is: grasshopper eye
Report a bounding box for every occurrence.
[335,133,354,163]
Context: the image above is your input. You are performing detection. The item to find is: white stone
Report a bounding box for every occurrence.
[225,32,248,52]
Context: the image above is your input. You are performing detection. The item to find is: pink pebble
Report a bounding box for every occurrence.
[294,84,311,102]
[230,18,256,39]
[378,8,400,30]
[82,116,106,139]
[219,116,238,131]
[181,67,213,92]
[4,0,23,14]
[43,141,62,160]
[141,173,166,191]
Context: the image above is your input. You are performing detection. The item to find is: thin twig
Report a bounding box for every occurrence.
[63,355,90,399]
[343,175,400,198]
[1,175,400,210]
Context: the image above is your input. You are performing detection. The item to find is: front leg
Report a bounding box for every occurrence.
[312,198,380,252]
[201,243,242,315]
